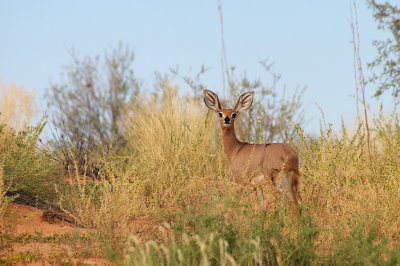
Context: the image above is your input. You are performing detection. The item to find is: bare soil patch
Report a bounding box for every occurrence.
[1,203,112,265]
[3,203,77,236]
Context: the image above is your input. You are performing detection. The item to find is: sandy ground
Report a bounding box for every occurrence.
[1,203,112,265]
[3,203,78,236]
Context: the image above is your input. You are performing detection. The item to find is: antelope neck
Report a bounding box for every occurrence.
[222,126,242,163]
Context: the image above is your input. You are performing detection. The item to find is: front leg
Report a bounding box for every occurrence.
[251,175,267,211]
[257,187,266,211]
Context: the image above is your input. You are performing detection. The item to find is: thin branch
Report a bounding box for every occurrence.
[350,5,361,124]
[218,0,231,98]
[351,1,373,167]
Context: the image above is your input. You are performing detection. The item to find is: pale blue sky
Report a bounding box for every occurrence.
[0,1,393,133]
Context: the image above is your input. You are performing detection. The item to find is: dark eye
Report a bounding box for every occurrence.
[232,113,237,118]
[218,113,223,118]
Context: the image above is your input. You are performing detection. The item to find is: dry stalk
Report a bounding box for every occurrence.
[217,0,231,99]
[351,1,373,167]
[350,6,361,125]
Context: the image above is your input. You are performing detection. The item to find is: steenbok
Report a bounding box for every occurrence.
[203,89,301,211]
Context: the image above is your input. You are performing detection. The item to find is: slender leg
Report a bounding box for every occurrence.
[271,173,281,201]
[276,172,296,206]
[289,172,302,217]
[291,186,299,205]
[257,188,266,211]
[291,173,301,206]
[251,175,266,211]
[279,174,289,194]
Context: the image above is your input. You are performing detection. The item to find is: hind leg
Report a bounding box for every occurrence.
[270,172,282,201]
[273,171,296,204]
[290,171,302,206]
[281,171,300,216]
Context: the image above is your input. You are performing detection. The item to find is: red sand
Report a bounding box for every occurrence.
[1,203,111,265]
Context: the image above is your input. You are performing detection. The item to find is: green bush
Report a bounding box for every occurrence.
[0,122,61,204]
[0,163,10,218]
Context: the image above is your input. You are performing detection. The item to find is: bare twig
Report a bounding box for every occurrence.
[170,65,210,100]
[315,102,327,131]
[218,0,231,98]
[350,6,361,124]
[351,1,373,167]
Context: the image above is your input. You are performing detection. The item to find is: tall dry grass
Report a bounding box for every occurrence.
[297,113,400,244]
[59,91,230,242]
[119,108,400,264]
[122,92,228,215]
[58,90,400,263]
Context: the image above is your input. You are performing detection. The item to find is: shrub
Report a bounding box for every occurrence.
[0,122,61,204]
[0,79,61,205]
[0,163,10,219]
[47,43,140,174]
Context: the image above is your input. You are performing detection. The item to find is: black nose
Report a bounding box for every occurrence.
[224,116,230,123]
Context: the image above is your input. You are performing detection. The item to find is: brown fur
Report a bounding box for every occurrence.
[204,89,301,210]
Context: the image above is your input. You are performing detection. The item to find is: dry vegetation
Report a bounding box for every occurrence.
[0,164,8,219]
[3,0,400,263]
[50,91,400,264]
[298,117,400,243]
[2,76,400,264]
[2,23,400,263]
[0,78,37,132]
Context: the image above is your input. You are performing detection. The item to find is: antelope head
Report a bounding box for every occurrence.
[203,89,255,130]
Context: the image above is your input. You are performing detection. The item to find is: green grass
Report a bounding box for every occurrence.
[0,230,105,265]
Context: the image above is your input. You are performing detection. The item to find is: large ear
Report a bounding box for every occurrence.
[234,91,255,113]
[203,89,222,112]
